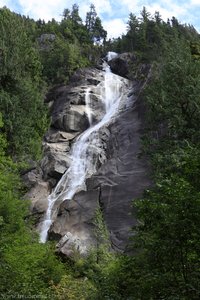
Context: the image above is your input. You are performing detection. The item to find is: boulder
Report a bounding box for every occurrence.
[56,232,87,258]
[23,166,50,216]
[52,105,89,132]
[22,167,42,189]
[108,52,136,78]
[38,33,56,43]
[24,174,50,216]
[48,189,100,256]
[44,129,79,143]
[64,105,89,132]
[39,129,80,182]
[37,34,56,51]
[48,189,100,239]
[41,141,71,180]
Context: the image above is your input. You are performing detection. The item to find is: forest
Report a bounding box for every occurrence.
[0,3,200,299]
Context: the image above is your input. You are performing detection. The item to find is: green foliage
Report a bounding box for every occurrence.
[0,80,48,160]
[0,7,48,160]
[52,274,97,300]
[37,3,108,84]
[119,19,200,298]
[102,7,200,300]
[109,6,199,63]
[0,4,107,160]
[40,36,89,84]
[0,6,107,298]
[112,174,200,299]
[1,240,65,298]
[86,4,97,33]
[0,132,66,298]
[85,4,107,44]
[134,176,200,299]
[93,207,109,246]
[190,42,200,60]
[1,4,200,300]
[0,113,7,157]
[145,49,200,142]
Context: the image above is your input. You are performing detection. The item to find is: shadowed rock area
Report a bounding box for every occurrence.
[24,54,152,256]
[87,97,151,251]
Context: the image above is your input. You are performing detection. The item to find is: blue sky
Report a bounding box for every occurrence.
[1,0,200,38]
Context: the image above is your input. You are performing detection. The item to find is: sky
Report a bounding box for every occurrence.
[0,0,200,39]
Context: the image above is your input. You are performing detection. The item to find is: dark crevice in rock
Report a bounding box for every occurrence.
[48,230,62,241]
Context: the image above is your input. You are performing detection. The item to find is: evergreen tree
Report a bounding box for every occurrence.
[85,3,97,32]
[126,13,139,51]
[154,11,162,24]
[71,3,82,26]
[0,7,48,160]
[93,16,107,44]
[85,4,107,44]
[62,8,70,20]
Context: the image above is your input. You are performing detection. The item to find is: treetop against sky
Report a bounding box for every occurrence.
[0,0,200,38]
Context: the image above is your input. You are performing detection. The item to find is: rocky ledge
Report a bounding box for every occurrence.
[24,54,152,257]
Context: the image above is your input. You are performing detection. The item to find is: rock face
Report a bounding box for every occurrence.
[23,168,50,217]
[107,52,136,78]
[49,189,100,257]
[88,104,150,251]
[25,55,151,256]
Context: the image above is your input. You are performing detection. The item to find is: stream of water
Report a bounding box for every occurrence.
[39,58,129,243]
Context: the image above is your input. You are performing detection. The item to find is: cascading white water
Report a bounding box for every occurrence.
[107,51,118,61]
[85,87,92,126]
[39,61,130,243]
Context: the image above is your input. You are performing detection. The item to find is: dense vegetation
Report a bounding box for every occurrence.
[0,4,106,299]
[0,3,200,299]
[97,8,200,300]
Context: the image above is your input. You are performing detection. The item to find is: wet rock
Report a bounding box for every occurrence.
[108,52,136,78]
[41,141,71,180]
[40,129,81,181]
[48,189,100,249]
[52,105,89,132]
[86,95,151,252]
[69,67,104,86]
[44,128,79,143]
[26,58,152,256]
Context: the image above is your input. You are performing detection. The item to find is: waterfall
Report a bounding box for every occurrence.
[39,62,130,243]
[107,51,118,61]
[85,87,92,126]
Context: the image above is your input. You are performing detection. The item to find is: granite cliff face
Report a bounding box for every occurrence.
[24,54,151,256]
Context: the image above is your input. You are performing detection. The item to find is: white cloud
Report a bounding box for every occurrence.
[120,0,139,12]
[0,0,67,20]
[119,0,190,23]
[17,0,68,20]
[190,0,200,5]
[20,0,113,21]
[103,18,127,39]
[77,0,112,22]
[0,0,113,21]
[90,0,112,15]
[0,0,12,8]
[161,0,188,16]
[146,1,188,21]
